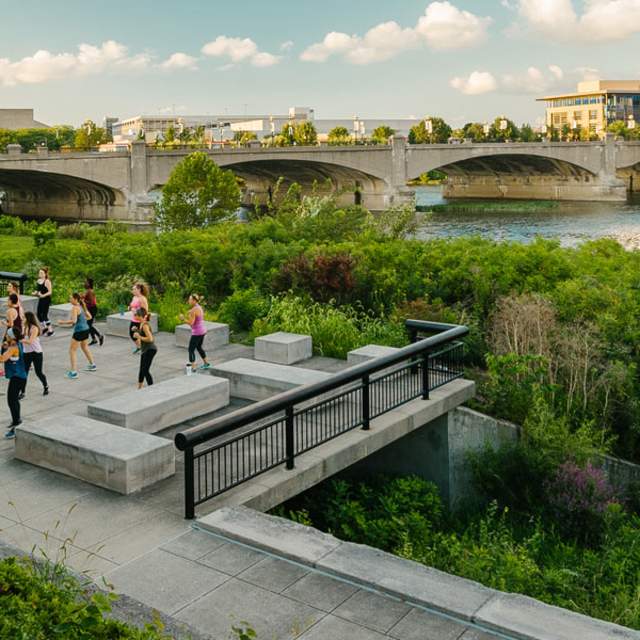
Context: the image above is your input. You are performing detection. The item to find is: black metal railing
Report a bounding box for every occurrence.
[0,272,26,297]
[175,320,468,518]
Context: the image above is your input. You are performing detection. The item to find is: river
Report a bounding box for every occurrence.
[414,186,640,248]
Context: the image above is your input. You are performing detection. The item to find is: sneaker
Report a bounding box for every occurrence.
[43,386,49,396]
[65,370,78,379]
[198,363,211,370]
[89,340,98,346]
[18,392,25,400]
[4,428,15,440]
[99,335,104,347]
[84,364,97,372]
[47,330,55,337]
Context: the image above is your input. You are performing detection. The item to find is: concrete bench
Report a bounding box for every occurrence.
[0,295,38,316]
[347,344,401,365]
[49,303,74,327]
[175,321,229,351]
[106,311,159,337]
[255,332,312,365]
[88,375,230,433]
[210,358,330,401]
[15,415,175,495]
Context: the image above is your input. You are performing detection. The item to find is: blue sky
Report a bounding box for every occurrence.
[1,0,639,127]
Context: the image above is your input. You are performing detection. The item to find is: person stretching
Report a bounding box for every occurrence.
[21,311,49,397]
[83,278,104,346]
[58,293,96,379]
[34,267,54,336]
[179,294,210,372]
[128,282,149,354]
[0,327,27,439]
[132,307,157,389]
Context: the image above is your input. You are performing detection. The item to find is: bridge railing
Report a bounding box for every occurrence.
[0,272,27,296]
[175,319,468,519]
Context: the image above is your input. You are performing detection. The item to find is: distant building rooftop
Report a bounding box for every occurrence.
[537,80,640,101]
[0,109,49,130]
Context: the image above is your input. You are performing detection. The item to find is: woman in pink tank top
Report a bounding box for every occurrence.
[180,294,210,372]
[128,282,149,353]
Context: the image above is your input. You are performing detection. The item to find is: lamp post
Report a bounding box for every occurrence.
[269,116,275,147]
[353,115,359,144]
[424,118,433,143]
[628,115,636,130]
[359,121,366,143]
[483,122,490,138]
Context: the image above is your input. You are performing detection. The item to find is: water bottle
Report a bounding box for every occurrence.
[185,364,193,376]
[118,304,125,317]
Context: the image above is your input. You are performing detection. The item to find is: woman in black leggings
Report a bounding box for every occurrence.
[21,312,49,397]
[132,307,157,388]
[34,267,53,336]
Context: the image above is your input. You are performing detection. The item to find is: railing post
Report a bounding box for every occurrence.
[285,406,295,470]
[184,448,195,520]
[362,374,370,430]
[422,351,430,400]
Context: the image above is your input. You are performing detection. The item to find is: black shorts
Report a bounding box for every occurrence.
[72,330,90,342]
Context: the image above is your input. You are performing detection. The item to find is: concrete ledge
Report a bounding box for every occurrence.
[175,322,229,351]
[210,358,330,401]
[88,375,230,433]
[106,312,159,338]
[49,303,74,326]
[15,415,175,494]
[198,506,640,640]
[347,344,400,365]
[254,332,312,365]
[0,295,38,316]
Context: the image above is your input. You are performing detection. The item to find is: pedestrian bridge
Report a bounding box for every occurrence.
[0,137,639,221]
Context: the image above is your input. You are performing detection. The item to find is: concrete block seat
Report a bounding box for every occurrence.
[210,358,331,401]
[255,332,312,365]
[175,322,229,350]
[88,375,230,433]
[106,311,159,337]
[347,344,401,366]
[49,303,74,327]
[15,415,175,495]
[0,295,38,315]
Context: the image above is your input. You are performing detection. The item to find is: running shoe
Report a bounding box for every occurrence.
[4,428,15,440]
[198,363,211,370]
[84,364,97,372]
[89,340,98,346]
[47,330,55,337]
[43,386,49,396]
[65,370,79,379]
[99,335,104,346]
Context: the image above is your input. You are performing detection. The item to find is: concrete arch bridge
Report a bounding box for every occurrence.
[0,137,638,223]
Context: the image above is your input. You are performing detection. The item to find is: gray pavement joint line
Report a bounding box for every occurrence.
[190,524,517,640]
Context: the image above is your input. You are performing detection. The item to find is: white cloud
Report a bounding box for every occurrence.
[280,40,294,51]
[450,71,498,95]
[300,1,491,65]
[160,52,198,71]
[451,64,602,96]
[416,1,492,50]
[517,0,640,42]
[201,36,280,67]
[0,40,150,86]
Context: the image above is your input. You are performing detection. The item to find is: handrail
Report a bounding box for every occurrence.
[174,320,467,451]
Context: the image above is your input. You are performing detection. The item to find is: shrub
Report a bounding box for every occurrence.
[547,461,619,544]
[216,288,269,332]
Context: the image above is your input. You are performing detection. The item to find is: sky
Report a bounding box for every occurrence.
[1,0,639,128]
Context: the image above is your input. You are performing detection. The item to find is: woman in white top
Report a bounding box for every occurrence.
[21,311,49,397]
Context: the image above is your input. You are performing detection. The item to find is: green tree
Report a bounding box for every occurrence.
[74,120,108,150]
[488,117,519,142]
[462,122,487,142]
[560,123,572,141]
[233,131,258,145]
[607,120,635,139]
[408,117,452,144]
[519,123,538,142]
[279,123,296,145]
[371,125,395,144]
[327,126,351,146]
[165,125,176,143]
[294,121,318,146]
[154,152,241,231]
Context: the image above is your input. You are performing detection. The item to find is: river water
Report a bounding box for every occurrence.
[414,186,640,248]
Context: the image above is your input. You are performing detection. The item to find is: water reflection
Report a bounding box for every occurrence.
[414,186,640,248]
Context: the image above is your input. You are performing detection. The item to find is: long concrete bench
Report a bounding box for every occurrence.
[210,358,331,401]
[0,295,38,316]
[15,415,175,495]
[106,311,159,337]
[49,303,74,327]
[87,375,229,433]
[175,321,229,350]
[255,332,312,365]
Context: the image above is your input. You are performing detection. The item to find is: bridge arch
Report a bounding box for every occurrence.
[0,168,129,222]
[216,157,390,210]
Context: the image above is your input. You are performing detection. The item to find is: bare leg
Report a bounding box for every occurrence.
[79,340,94,365]
[69,341,78,371]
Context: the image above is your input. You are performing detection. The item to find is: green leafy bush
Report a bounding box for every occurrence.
[216,288,269,332]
